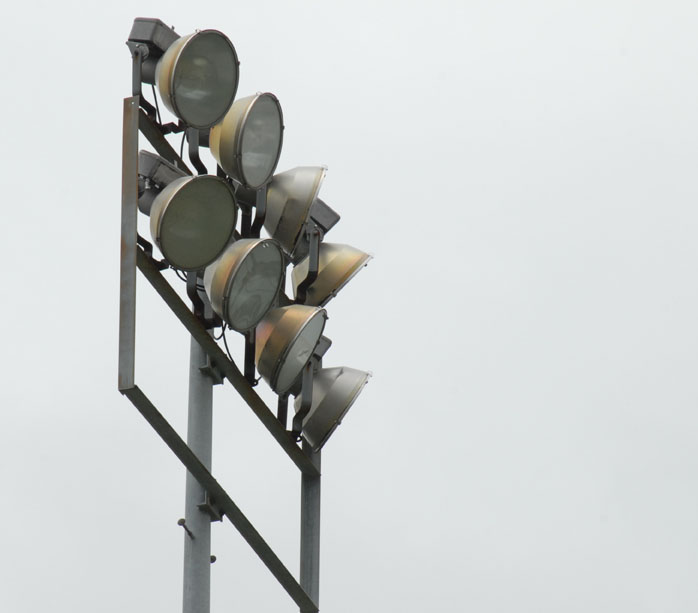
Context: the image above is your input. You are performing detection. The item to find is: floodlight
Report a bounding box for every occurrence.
[155,29,239,130]
[203,239,285,332]
[258,167,327,255]
[149,175,237,270]
[292,243,372,306]
[294,367,371,451]
[255,305,327,393]
[210,93,284,189]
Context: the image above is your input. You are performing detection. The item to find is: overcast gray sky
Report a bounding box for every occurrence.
[2,1,698,611]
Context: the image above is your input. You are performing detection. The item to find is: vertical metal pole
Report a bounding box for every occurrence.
[300,442,321,612]
[183,335,214,613]
[118,96,139,391]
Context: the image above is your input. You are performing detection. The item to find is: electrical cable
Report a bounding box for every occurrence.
[214,323,226,341]
[221,324,235,362]
[172,267,205,291]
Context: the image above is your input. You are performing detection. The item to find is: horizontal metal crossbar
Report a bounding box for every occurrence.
[136,248,320,478]
[121,385,318,613]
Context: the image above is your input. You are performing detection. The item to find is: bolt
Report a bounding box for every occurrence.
[177,518,194,539]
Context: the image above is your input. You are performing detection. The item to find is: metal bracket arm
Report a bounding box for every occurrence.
[187,128,208,175]
[250,186,267,238]
[293,361,314,439]
[295,226,321,304]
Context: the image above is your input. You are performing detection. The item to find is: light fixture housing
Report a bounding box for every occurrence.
[155,29,239,130]
[292,243,372,306]
[294,366,371,451]
[149,175,237,271]
[260,166,327,256]
[255,305,327,393]
[137,150,188,214]
[210,93,284,189]
[204,239,285,332]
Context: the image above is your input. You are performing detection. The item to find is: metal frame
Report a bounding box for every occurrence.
[120,95,321,612]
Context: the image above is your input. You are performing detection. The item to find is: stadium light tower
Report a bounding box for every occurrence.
[119,16,372,613]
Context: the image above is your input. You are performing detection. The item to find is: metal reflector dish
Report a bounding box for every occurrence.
[294,367,371,451]
[262,167,327,255]
[149,175,237,271]
[292,243,372,306]
[210,93,284,189]
[204,239,285,332]
[255,305,327,393]
[156,30,239,130]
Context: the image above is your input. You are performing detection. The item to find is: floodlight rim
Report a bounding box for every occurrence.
[151,174,238,271]
[218,92,284,189]
[313,369,370,451]
[266,166,327,255]
[218,238,285,332]
[292,243,373,307]
[296,366,371,451]
[270,307,327,392]
[239,92,284,188]
[160,29,239,130]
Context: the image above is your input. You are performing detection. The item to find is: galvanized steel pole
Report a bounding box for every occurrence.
[300,441,321,612]
[182,336,214,613]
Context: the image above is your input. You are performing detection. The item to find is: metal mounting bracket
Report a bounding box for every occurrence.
[198,493,224,522]
[199,355,225,386]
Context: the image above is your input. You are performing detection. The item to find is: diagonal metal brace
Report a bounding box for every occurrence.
[135,248,320,478]
[121,385,318,613]
[138,109,192,175]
